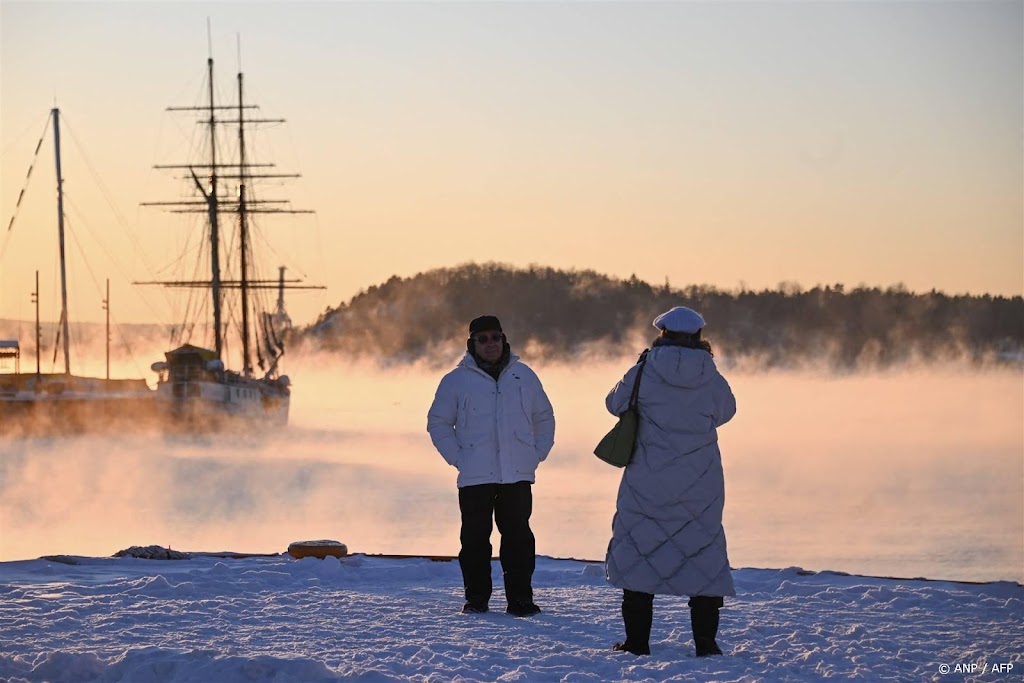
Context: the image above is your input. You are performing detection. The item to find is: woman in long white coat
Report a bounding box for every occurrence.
[604,306,737,657]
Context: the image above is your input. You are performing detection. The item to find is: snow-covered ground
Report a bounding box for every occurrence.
[0,552,1020,682]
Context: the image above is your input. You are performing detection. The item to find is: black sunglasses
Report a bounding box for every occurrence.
[472,332,503,344]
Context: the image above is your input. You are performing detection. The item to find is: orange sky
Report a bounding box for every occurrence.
[2,1,1021,327]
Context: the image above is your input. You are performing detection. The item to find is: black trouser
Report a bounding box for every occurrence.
[458,481,536,606]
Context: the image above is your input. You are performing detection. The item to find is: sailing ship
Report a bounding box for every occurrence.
[0,109,156,436]
[140,53,321,429]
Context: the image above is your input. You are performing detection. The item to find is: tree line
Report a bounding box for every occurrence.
[295,262,1023,369]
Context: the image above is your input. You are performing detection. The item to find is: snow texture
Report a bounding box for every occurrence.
[0,554,1020,682]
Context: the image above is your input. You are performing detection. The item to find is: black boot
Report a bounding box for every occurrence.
[689,595,724,657]
[612,590,652,656]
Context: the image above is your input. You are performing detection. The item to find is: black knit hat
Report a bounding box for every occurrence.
[469,315,502,335]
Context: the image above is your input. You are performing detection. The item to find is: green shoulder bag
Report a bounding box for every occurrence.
[594,354,648,467]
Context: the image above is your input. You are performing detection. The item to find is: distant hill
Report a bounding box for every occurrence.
[295,263,1024,369]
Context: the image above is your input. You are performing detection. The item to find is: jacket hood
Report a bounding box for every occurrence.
[645,345,717,389]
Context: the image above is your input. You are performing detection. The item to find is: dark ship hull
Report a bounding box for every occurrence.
[0,373,159,436]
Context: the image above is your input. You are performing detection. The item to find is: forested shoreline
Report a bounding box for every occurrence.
[298,263,1023,369]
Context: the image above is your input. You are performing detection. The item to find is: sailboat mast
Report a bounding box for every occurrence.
[51,108,71,375]
[237,71,252,377]
[276,266,286,313]
[34,270,41,378]
[206,58,224,360]
[104,278,110,381]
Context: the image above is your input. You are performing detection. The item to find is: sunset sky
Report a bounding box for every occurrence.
[1,0,1021,326]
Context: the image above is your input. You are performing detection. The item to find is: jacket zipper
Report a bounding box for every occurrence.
[493,372,502,478]
[468,360,512,480]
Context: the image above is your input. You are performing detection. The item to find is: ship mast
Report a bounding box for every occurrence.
[103,278,110,381]
[206,57,225,359]
[145,57,238,361]
[33,270,41,378]
[237,70,252,377]
[138,47,324,376]
[52,108,71,374]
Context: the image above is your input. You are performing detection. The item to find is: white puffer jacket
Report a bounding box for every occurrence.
[427,353,555,488]
[604,345,737,597]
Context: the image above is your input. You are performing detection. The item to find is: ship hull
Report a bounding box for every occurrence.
[157,377,290,432]
[0,371,289,437]
[0,373,160,436]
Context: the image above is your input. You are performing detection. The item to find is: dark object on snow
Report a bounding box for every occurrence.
[114,545,191,560]
[690,595,725,656]
[189,551,280,559]
[506,601,541,617]
[461,601,489,614]
[368,553,458,562]
[287,540,348,560]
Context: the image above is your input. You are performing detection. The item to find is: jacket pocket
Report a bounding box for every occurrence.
[456,432,494,479]
[514,430,535,448]
[512,430,541,474]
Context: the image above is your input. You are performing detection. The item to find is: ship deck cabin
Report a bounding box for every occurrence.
[162,344,222,383]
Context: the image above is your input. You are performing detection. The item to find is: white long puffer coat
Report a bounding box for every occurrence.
[604,345,737,597]
[427,353,555,488]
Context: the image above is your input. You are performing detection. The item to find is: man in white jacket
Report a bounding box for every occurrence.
[427,315,555,616]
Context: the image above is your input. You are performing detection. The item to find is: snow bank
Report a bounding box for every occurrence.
[0,554,1019,682]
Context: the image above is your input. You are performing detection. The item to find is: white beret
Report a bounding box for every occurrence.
[652,306,705,334]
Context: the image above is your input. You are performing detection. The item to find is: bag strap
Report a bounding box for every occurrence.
[628,352,649,410]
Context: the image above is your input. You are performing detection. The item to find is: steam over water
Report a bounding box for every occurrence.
[1,356,1021,584]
